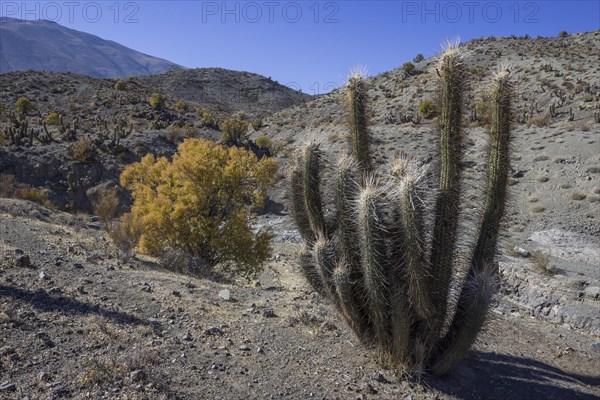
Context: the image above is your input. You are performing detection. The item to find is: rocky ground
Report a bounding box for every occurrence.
[0,199,599,400]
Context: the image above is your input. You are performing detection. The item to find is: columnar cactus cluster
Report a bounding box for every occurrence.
[289,45,514,376]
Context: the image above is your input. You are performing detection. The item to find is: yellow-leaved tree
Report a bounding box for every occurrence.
[120,138,278,278]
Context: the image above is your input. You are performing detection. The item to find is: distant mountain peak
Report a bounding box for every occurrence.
[0,18,180,78]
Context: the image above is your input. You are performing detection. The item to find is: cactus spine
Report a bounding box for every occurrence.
[289,44,514,376]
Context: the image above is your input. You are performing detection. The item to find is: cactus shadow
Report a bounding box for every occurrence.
[0,284,160,329]
[427,351,600,400]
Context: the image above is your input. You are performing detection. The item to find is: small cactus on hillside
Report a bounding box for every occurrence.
[289,45,514,376]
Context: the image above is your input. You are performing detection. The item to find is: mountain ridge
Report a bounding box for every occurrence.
[0,17,180,77]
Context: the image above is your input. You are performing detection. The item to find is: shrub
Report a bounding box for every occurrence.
[0,174,15,197]
[289,47,514,376]
[527,115,550,127]
[251,119,263,131]
[114,80,126,90]
[149,93,166,111]
[201,111,218,129]
[418,98,436,119]
[413,53,424,63]
[220,118,249,144]
[401,61,416,75]
[558,31,568,38]
[0,102,6,115]
[15,97,35,115]
[17,187,52,208]
[255,135,273,150]
[530,250,554,275]
[120,138,278,278]
[44,112,61,126]
[70,136,97,163]
[174,100,190,114]
[474,102,491,125]
[109,212,143,254]
[93,188,119,231]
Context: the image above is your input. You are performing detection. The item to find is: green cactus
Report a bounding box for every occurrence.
[289,45,514,376]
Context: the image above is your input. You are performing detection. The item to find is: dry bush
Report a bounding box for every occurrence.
[527,115,551,127]
[593,186,600,195]
[0,174,15,197]
[70,136,97,163]
[93,188,119,231]
[570,191,587,200]
[529,204,546,213]
[588,194,600,202]
[533,155,549,162]
[527,194,539,203]
[17,187,53,208]
[530,250,555,275]
[109,212,143,255]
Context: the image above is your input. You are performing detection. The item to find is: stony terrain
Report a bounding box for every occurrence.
[0,31,599,399]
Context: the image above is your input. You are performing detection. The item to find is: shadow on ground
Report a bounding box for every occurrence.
[0,284,160,329]
[428,351,600,400]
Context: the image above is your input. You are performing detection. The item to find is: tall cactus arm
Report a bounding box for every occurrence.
[428,45,465,333]
[430,67,513,376]
[357,179,391,353]
[347,73,372,174]
[303,143,327,238]
[289,156,314,242]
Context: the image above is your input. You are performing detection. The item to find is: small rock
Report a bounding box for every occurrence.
[172,290,181,297]
[38,332,55,348]
[205,326,224,335]
[584,286,600,300]
[141,283,151,292]
[218,289,231,301]
[38,271,48,280]
[372,372,385,382]
[130,370,146,382]
[358,382,377,394]
[262,308,275,318]
[52,386,69,396]
[183,332,193,341]
[38,371,50,382]
[239,345,251,352]
[15,254,31,268]
[73,263,84,269]
[0,312,11,324]
[592,342,600,350]
[514,247,530,258]
[0,382,16,392]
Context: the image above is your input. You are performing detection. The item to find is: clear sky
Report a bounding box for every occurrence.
[2,1,599,93]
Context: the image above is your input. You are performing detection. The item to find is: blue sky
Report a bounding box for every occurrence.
[2,1,599,93]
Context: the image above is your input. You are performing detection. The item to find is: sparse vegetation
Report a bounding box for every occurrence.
[401,61,416,75]
[0,173,15,197]
[417,98,436,119]
[70,135,97,163]
[114,79,126,90]
[15,97,35,115]
[43,112,61,126]
[530,250,554,275]
[149,92,166,111]
[120,138,278,278]
[17,186,52,208]
[413,53,424,63]
[93,188,120,231]
[220,117,249,144]
[570,191,587,200]
[174,100,190,114]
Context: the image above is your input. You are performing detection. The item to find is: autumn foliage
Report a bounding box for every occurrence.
[120,138,278,278]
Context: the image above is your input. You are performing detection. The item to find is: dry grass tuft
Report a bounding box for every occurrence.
[529,204,546,213]
[570,191,587,201]
[530,250,555,275]
[527,195,539,203]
